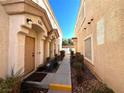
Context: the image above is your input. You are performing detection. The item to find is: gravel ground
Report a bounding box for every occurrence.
[71,65,98,93]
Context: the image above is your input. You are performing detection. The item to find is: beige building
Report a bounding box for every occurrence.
[0,0,62,78]
[74,0,124,93]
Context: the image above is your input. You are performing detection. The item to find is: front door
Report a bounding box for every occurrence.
[25,36,35,74]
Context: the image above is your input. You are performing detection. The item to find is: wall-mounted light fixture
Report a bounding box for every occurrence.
[26,18,32,25]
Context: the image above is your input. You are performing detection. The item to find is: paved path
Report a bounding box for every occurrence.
[21,55,72,93]
[48,54,72,93]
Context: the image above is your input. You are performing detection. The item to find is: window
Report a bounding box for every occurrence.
[84,36,92,62]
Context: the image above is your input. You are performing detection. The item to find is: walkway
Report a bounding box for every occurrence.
[48,54,72,93]
[21,54,72,93]
[38,54,72,93]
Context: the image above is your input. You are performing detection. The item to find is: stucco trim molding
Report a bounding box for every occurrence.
[48,29,59,40]
[1,0,52,32]
[52,29,59,38]
[21,25,31,34]
[21,24,47,38]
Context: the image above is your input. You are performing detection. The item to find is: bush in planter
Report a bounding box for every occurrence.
[75,52,84,63]
[70,50,74,62]
[54,54,59,62]
[0,78,3,83]
[60,50,65,60]
[70,50,74,57]
[72,62,84,84]
[0,68,22,93]
[75,52,81,57]
[54,54,59,68]
[75,53,84,71]
[46,57,51,63]
[70,55,77,65]
[57,55,61,61]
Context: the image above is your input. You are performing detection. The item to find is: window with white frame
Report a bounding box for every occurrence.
[84,36,92,61]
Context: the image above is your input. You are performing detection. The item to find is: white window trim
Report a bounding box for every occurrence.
[84,34,94,64]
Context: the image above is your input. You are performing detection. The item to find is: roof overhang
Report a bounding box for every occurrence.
[1,0,52,32]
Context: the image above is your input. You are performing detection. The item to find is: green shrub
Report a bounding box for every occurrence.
[72,62,84,84]
[75,53,84,63]
[0,78,3,83]
[60,50,65,60]
[0,68,22,93]
[74,52,84,71]
[0,77,19,93]
[73,62,83,70]
[70,50,74,56]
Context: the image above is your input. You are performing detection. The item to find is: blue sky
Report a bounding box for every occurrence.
[48,0,80,39]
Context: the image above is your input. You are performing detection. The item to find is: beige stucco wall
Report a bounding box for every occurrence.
[75,0,124,93]
[8,15,25,75]
[32,0,62,51]
[72,39,77,53]
[0,3,9,78]
[8,13,48,75]
[0,0,61,78]
[44,39,50,58]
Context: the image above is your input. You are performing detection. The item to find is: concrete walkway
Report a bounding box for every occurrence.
[48,55,71,93]
[40,54,72,93]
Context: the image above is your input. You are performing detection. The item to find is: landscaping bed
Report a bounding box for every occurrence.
[37,56,60,73]
[21,55,63,93]
[21,86,48,93]
[71,64,96,93]
[70,52,114,93]
[21,72,48,93]
[37,62,60,73]
[24,72,47,82]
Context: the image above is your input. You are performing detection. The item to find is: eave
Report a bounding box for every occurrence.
[1,0,52,32]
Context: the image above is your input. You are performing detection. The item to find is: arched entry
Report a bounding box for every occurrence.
[24,23,47,74]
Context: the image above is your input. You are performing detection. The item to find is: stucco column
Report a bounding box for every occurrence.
[36,32,46,66]
[55,39,60,55]
[8,15,26,75]
[40,36,46,64]
[72,38,78,53]
[44,38,50,60]
[50,39,55,58]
